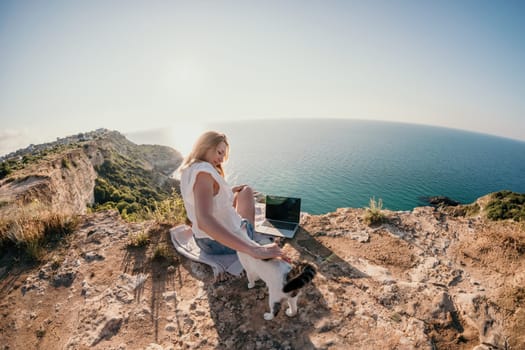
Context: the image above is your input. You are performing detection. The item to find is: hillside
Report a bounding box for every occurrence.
[0,129,183,216]
[0,132,524,349]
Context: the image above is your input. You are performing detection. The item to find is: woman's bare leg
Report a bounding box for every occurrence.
[234,186,255,225]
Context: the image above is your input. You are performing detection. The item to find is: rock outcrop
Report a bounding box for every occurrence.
[0,148,97,214]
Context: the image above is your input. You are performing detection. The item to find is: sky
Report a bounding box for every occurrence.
[1,0,524,156]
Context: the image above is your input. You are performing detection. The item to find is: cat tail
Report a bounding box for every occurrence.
[282,263,316,293]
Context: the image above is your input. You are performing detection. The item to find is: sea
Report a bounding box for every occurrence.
[128,119,525,215]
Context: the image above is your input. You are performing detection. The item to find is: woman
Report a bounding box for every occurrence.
[180,131,282,260]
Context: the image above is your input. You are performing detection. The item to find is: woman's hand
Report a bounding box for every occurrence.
[232,184,247,193]
[250,243,283,260]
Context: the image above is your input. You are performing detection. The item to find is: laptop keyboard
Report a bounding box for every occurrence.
[262,220,297,231]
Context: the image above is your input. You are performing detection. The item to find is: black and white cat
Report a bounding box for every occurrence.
[237,236,316,320]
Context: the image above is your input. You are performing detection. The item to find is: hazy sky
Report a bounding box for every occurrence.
[1,0,524,155]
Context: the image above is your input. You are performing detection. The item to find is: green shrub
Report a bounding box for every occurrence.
[94,201,117,211]
[61,158,71,169]
[127,230,150,248]
[93,178,112,203]
[486,191,525,222]
[22,155,37,164]
[93,154,172,215]
[0,162,12,179]
[35,328,46,338]
[92,150,184,226]
[116,201,130,213]
[364,197,386,226]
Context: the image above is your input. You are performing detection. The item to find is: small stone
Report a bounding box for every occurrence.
[52,271,76,287]
[315,317,336,333]
[163,291,177,301]
[165,323,177,332]
[82,251,105,262]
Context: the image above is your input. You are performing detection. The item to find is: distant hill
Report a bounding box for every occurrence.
[0,129,183,217]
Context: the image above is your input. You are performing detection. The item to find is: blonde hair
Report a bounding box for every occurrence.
[181,131,229,177]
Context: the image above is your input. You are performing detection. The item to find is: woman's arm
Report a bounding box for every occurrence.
[193,172,282,259]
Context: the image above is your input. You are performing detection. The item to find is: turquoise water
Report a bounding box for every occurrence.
[204,119,525,214]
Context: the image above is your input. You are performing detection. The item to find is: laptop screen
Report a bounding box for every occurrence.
[265,195,301,222]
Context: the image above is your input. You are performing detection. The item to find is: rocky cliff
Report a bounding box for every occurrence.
[0,130,183,216]
[0,147,97,214]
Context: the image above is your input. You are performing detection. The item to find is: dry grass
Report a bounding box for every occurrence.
[127,230,150,248]
[152,243,172,261]
[0,200,79,261]
[495,286,525,349]
[122,194,187,226]
[453,220,524,268]
[364,197,387,226]
[498,286,525,313]
[477,227,525,270]
[507,308,525,349]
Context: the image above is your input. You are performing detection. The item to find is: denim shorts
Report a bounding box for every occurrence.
[195,219,254,255]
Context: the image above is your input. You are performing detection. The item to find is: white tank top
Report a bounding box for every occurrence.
[180,161,242,239]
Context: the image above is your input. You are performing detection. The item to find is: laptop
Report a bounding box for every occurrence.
[256,195,301,238]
